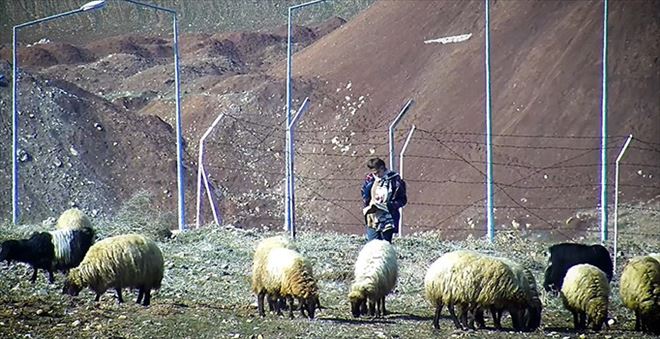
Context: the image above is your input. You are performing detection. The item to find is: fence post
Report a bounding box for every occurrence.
[398,125,416,237]
[612,134,632,275]
[388,99,414,171]
[484,0,495,242]
[287,97,310,239]
[196,112,225,228]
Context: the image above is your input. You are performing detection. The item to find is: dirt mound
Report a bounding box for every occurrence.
[0,41,95,69]
[85,35,172,59]
[284,0,660,235]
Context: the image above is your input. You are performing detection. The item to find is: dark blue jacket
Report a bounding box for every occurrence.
[360,170,407,232]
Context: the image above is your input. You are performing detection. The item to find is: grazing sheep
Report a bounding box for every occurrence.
[56,208,92,230]
[63,234,164,306]
[424,250,539,332]
[477,257,542,332]
[619,255,660,334]
[252,236,297,314]
[544,243,612,293]
[560,264,609,331]
[258,247,319,319]
[0,227,95,283]
[348,239,398,318]
[424,250,482,329]
[0,233,56,282]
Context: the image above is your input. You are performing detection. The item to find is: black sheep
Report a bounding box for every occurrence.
[543,242,613,293]
[0,233,56,283]
[0,227,95,283]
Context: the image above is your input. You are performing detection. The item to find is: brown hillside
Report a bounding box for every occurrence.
[283,0,659,237]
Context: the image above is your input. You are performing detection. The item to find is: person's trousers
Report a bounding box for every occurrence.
[366,227,394,243]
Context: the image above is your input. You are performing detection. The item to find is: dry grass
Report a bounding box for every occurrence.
[0,199,658,338]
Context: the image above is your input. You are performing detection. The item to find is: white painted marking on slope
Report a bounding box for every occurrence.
[424,33,472,45]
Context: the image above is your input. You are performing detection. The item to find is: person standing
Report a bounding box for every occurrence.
[360,158,407,242]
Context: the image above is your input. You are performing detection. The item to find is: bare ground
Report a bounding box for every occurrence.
[0,197,658,339]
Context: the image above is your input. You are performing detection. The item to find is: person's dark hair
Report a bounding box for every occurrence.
[366,158,386,170]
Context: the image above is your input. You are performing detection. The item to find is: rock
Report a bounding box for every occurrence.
[71,320,81,327]
[18,149,31,162]
[36,309,44,316]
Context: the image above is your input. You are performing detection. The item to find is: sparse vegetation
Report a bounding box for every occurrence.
[0,199,658,338]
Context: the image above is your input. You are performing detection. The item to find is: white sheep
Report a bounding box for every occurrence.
[56,208,92,230]
[348,239,398,318]
[560,263,609,331]
[424,250,482,329]
[252,245,319,319]
[252,236,297,315]
[619,255,660,334]
[424,250,538,331]
[63,234,164,306]
[478,257,542,332]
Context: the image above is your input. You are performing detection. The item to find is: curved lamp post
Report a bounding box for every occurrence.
[12,0,106,225]
[13,0,186,232]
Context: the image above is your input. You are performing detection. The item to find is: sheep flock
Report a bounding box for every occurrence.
[1,214,659,336]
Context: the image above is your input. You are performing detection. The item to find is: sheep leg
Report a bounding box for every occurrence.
[47,270,55,284]
[257,292,266,317]
[287,296,295,319]
[448,304,463,329]
[95,293,102,302]
[29,267,39,283]
[380,297,387,316]
[474,308,486,329]
[634,310,641,331]
[570,310,579,330]
[143,290,151,306]
[433,303,443,329]
[579,312,587,330]
[491,307,502,330]
[116,288,124,303]
[137,287,144,304]
[461,305,477,330]
[298,298,307,318]
[368,300,376,317]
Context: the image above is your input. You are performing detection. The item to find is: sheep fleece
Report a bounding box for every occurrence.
[560,264,609,326]
[68,234,164,294]
[619,256,660,319]
[251,236,297,295]
[349,239,398,302]
[56,208,92,230]
[263,247,318,300]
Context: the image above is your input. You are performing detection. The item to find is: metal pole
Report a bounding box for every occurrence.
[12,26,19,225]
[398,125,416,237]
[196,112,225,228]
[196,142,205,228]
[484,0,495,242]
[612,134,632,274]
[285,6,293,233]
[284,0,326,234]
[202,166,221,226]
[172,14,186,232]
[287,97,310,239]
[388,99,415,171]
[600,0,609,242]
[12,4,104,225]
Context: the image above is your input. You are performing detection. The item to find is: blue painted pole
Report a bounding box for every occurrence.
[172,14,186,232]
[285,7,293,233]
[484,0,495,242]
[600,0,609,242]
